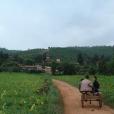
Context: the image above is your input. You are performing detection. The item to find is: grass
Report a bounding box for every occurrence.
[47,85,63,114]
[0,72,63,114]
[53,75,114,108]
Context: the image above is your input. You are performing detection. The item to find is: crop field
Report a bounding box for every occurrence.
[0,72,113,114]
[0,73,62,114]
[53,75,114,108]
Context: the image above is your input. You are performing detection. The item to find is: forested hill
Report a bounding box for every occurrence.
[49,46,114,63]
[0,46,114,64]
[0,48,47,65]
[0,48,47,55]
[0,48,21,54]
[0,46,114,74]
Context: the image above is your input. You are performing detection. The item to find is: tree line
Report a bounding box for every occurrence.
[0,46,114,75]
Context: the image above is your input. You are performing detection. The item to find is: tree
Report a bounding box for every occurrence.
[34,54,43,64]
[92,54,99,65]
[0,51,9,65]
[107,56,114,74]
[0,61,20,72]
[51,61,58,75]
[89,66,97,75]
[62,63,76,75]
[98,55,107,74]
[24,59,34,65]
[77,53,84,65]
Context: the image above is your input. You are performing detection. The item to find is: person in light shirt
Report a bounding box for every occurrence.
[80,75,93,92]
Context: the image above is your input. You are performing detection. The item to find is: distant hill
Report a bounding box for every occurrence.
[0,48,47,57]
[0,46,114,74]
[0,46,114,63]
[0,48,21,55]
[18,49,48,59]
[0,48,47,65]
[49,46,114,63]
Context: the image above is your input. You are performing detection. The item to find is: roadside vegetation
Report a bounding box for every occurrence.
[0,72,62,114]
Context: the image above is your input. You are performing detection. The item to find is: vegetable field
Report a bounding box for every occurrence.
[0,72,113,114]
[0,73,62,114]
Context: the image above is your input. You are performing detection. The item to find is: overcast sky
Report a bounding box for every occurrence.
[0,0,114,50]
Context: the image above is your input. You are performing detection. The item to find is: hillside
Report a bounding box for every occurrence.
[49,46,114,63]
[0,46,114,74]
[0,46,114,64]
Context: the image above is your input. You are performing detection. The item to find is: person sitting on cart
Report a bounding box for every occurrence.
[79,78,84,91]
[93,76,100,95]
[80,75,93,93]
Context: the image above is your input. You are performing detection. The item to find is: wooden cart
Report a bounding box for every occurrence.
[81,91,102,108]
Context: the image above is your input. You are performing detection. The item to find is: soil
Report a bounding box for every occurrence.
[53,79,114,114]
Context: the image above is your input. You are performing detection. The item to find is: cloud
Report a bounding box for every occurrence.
[0,0,114,49]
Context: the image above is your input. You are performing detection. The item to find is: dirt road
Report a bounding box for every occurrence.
[53,80,114,114]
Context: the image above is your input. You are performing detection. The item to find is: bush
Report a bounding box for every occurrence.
[62,63,76,75]
[88,66,97,75]
[0,61,20,72]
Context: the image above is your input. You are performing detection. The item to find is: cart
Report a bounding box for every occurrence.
[81,91,102,108]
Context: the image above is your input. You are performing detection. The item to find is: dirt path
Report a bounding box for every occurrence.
[53,79,114,114]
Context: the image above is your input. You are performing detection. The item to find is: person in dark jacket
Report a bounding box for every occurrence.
[93,76,100,95]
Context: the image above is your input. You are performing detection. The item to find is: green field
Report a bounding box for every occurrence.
[0,73,62,114]
[53,75,114,108]
[0,73,114,114]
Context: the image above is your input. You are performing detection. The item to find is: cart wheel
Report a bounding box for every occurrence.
[99,100,102,108]
[89,100,91,104]
[81,100,84,108]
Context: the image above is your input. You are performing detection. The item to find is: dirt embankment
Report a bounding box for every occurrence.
[53,80,114,114]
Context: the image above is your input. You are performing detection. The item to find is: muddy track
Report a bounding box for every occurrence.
[53,79,114,114]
